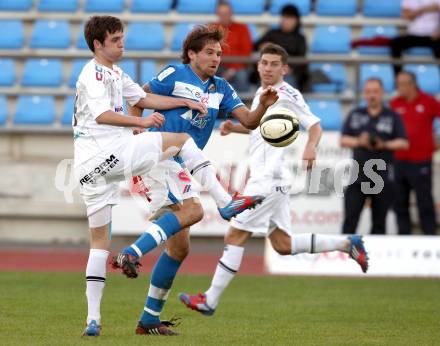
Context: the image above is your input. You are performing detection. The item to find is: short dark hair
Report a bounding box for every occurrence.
[84,16,123,53]
[181,25,226,64]
[259,43,289,65]
[281,4,300,18]
[364,77,384,88]
[397,70,418,84]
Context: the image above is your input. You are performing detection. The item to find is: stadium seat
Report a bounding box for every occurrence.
[119,59,137,81]
[357,26,398,55]
[310,63,346,93]
[359,63,394,93]
[404,47,433,56]
[311,25,351,54]
[0,96,7,125]
[14,96,55,125]
[171,23,199,51]
[30,20,71,49]
[176,0,216,14]
[0,59,16,86]
[269,0,311,16]
[307,99,342,130]
[141,60,157,84]
[316,0,356,16]
[404,64,440,94]
[69,59,88,88]
[76,25,88,50]
[0,20,24,49]
[22,59,63,87]
[247,24,259,42]
[229,0,265,15]
[131,0,172,13]
[0,0,32,11]
[38,0,78,12]
[85,0,124,13]
[363,0,401,17]
[125,22,165,51]
[61,96,75,126]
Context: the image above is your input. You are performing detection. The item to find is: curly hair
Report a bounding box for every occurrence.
[181,25,226,64]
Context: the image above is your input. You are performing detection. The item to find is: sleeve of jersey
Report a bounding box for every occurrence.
[219,81,244,114]
[148,65,176,96]
[83,71,112,120]
[122,73,146,106]
[276,90,320,130]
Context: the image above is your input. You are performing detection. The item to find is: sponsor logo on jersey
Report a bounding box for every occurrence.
[178,171,191,182]
[114,106,123,113]
[157,66,175,81]
[79,154,119,185]
[95,64,103,81]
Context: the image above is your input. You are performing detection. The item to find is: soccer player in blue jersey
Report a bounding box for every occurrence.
[112,25,279,335]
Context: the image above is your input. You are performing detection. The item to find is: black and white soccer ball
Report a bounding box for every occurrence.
[259,108,300,147]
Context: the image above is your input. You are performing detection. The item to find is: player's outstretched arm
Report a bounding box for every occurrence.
[219,120,250,136]
[96,110,164,129]
[303,122,322,169]
[231,87,278,130]
[136,94,207,114]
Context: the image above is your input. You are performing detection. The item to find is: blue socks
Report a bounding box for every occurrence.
[140,252,182,325]
[124,213,182,258]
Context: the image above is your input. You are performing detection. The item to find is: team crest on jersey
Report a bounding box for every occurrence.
[95,64,103,81]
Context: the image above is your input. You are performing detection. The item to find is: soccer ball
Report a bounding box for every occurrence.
[259,108,300,147]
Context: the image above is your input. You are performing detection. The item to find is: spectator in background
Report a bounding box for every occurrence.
[214,1,252,92]
[255,4,308,91]
[390,71,440,235]
[390,0,440,75]
[341,78,408,235]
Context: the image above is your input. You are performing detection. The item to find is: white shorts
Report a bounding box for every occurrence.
[75,131,163,217]
[230,183,292,236]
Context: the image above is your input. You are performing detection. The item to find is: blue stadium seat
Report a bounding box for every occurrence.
[0,96,7,125]
[171,23,199,51]
[316,0,356,16]
[0,59,16,86]
[363,0,400,17]
[14,96,55,125]
[404,47,433,56]
[176,0,216,14]
[125,22,165,51]
[61,96,75,126]
[85,0,124,12]
[38,0,78,12]
[269,0,311,15]
[311,25,351,54]
[0,0,32,11]
[31,20,71,49]
[230,0,265,15]
[0,20,24,49]
[22,59,63,87]
[404,64,440,94]
[358,26,398,55]
[360,63,394,93]
[308,99,342,130]
[76,25,88,50]
[119,59,137,81]
[247,24,259,42]
[310,63,346,93]
[141,60,157,84]
[131,0,172,13]
[69,59,88,88]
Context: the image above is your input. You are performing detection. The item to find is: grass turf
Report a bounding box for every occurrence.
[0,272,439,345]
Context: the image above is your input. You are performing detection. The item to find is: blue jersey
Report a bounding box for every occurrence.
[148,64,244,149]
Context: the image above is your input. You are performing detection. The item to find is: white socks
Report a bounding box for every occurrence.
[291,234,350,255]
[205,245,244,309]
[179,138,231,208]
[85,248,109,325]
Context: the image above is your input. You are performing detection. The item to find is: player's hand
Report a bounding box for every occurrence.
[132,127,145,135]
[373,138,386,151]
[185,99,208,115]
[259,86,279,108]
[139,112,165,129]
[302,144,317,170]
[358,132,372,150]
[219,120,234,136]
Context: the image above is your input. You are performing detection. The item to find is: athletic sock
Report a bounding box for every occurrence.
[205,244,244,309]
[85,248,109,325]
[124,212,182,258]
[140,252,182,325]
[178,137,231,208]
[291,233,350,255]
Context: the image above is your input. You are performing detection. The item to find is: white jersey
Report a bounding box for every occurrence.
[247,81,320,188]
[403,0,440,36]
[73,59,146,165]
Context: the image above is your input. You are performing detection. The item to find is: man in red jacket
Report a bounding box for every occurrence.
[214,1,252,92]
[390,71,440,235]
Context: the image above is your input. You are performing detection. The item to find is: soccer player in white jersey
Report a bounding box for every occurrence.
[76,16,265,337]
[179,43,369,316]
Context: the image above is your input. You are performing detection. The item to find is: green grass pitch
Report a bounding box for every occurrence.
[0,272,439,345]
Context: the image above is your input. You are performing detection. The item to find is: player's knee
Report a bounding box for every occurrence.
[187,202,204,224]
[271,239,291,255]
[167,243,190,261]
